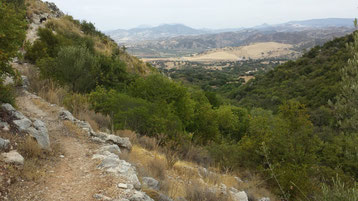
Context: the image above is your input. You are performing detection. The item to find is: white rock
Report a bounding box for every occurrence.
[21,76,29,88]
[3,76,14,85]
[28,119,50,149]
[59,110,76,122]
[235,176,244,183]
[93,193,112,201]
[91,132,132,150]
[259,198,270,201]
[13,118,32,132]
[219,183,227,195]
[117,183,128,189]
[142,177,159,190]
[0,122,10,131]
[99,144,121,155]
[1,150,24,165]
[229,188,248,201]
[129,191,154,201]
[1,103,16,112]
[0,138,10,151]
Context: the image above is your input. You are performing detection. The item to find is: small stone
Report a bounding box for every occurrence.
[235,176,243,183]
[60,155,64,158]
[259,198,270,201]
[142,177,159,190]
[117,183,128,189]
[129,191,154,201]
[158,194,173,201]
[93,193,111,201]
[134,182,142,190]
[1,150,24,165]
[228,188,248,201]
[59,110,76,122]
[13,118,32,132]
[0,138,10,151]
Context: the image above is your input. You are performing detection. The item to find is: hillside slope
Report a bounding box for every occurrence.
[25,0,152,75]
[233,33,353,115]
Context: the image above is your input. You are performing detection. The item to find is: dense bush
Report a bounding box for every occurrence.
[0,0,27,103]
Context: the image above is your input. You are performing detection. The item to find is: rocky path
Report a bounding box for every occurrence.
[11,91,113,201]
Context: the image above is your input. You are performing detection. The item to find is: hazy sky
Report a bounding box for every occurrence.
[48,0,357,31]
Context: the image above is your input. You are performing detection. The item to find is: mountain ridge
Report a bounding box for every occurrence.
[107,18,355,43]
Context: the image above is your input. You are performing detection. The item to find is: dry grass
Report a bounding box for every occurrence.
[185,181,231,201]
[46,16,83,36]
[116,130,139,144]
[118,139,277,200]
[63,120,87,136]
[18,136,44,159]
[25,0,51,19]
[94,36,117,56]
[137,135,159,151]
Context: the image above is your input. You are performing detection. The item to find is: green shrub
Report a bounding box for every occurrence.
[0,82,15,104]
[38,46,98,93]
[320,176,358,201]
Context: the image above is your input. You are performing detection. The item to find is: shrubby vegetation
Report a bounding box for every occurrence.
[24,8,358,200]
[0,0,27,104]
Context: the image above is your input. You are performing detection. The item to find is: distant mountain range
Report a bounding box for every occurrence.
[106,18,355,43]
[106,18,355,58]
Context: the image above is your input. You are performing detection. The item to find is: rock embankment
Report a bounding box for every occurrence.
[58,106,153,201]
[1,103,50,150]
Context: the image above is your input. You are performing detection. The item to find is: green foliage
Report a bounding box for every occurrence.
[235,34,352,117]
[0,0,27,76]
[331,31,358,134]
[38,46,97,93]
[216,105,249,141]
[320,176,358,201]
[0,0,26,104]
[129,74,195,129]
[95,54,130,90]
[89,87,183,137]
[0,82,15,104]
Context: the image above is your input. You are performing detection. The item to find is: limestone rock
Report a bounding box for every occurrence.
[118,183,128,189]
[0,122,10,131]
[158,194,173,201]
[13,118,32,132]
[129,191,154,201]
[1,103,16,113]
[1,150,24,165]
[259,198,270,201]
[28,119,50,149]
[93,194,112,201]
[93,149,141,188]
[59,110,76,122]
[0,138,10,151]
[21,76,30,89]
[3,76,14,85]
[100,144,121,155]
[228,188,248,201]
[142,177,159,190]
[91,132,132,150]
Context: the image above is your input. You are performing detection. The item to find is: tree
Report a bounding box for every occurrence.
[331,30,358,134]
[0,0,26,76]
[38,46,98,93]
[0,0,26,103]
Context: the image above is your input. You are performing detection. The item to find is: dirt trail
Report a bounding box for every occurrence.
[11,92,113,201]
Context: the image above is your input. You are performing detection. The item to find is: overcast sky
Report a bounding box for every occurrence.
[48,0,357,31]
